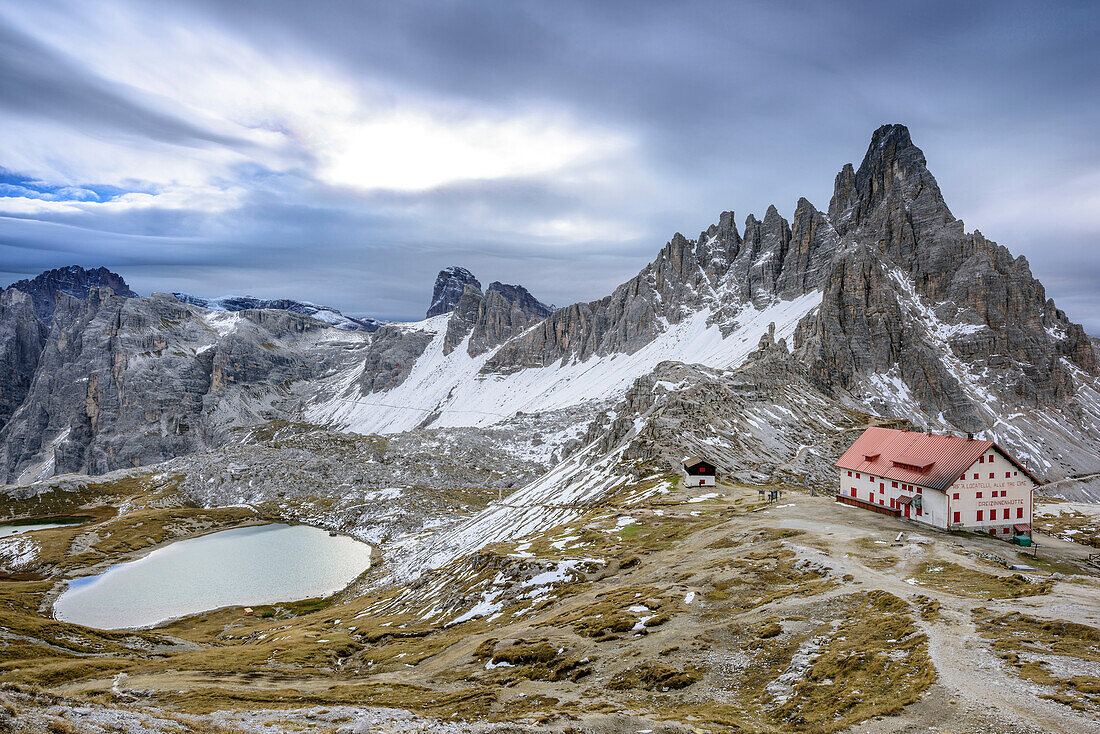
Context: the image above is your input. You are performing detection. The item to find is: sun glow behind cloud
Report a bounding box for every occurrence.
[0,3,632,205]
[320,112,625,192]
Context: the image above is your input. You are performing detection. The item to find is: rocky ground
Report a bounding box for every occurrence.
[0,466,1097,733]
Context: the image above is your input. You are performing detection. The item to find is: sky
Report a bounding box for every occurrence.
[0,1,1097,331]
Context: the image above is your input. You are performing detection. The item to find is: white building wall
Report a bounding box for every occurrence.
[685,475,714,487]
[838,467,946,528]
[836,470,950,528]
[946,448,1036,535]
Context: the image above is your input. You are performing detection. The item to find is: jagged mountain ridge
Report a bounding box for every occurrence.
[426,266,481,318]
[8,265,138,325]
[313,124,1098,479]
[1,124,1097,488]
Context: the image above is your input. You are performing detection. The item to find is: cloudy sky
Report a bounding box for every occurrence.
[0,1,1096,330]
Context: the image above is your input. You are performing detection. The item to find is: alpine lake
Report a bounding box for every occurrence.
[52,524,374,629]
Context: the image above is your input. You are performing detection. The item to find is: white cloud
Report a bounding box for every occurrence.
[0,3,633,196]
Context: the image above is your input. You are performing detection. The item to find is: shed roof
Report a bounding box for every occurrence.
[834,427,1040,492]
[682,456,715,472]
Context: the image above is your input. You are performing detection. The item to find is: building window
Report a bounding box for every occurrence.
[977,510,984,521]
[1003,528,1011,534]
[973,473,979,480]
[847,471,852,477]
[892,481,898,488]
[916,507,922,516]
[1017,507,1023,519]
[953,493,959,500]
[989,473,995,479]
[917,486,923,494]
[1013,471,1017,476]
[856,473,860,479]
[976,492,982,498]
[879,499,884,506]
[953,511,960,523]
[869,475,874,482]
[1005,472,1011,478]
[989,529,996,535]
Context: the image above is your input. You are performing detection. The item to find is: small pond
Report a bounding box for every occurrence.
[53,524,373,629]
[0,517,88,538]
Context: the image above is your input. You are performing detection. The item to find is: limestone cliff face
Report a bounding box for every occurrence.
[356,325,435,394]
[0,289,366,483]
[0,289,47,431]
[794,124,1095,432]
[441,281,554,356]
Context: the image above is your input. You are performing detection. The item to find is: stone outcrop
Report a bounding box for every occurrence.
[356,325,435,394]
[426,267,481,318]
[8,265,137,325]
[441,281,554,356]
[0,289,48,431]
[0,289,367,483]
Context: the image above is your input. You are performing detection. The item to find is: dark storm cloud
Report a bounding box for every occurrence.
[0,20,247,149]
[0,0,1097,331]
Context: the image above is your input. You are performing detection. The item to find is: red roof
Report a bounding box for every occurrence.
[835,427,1040,492]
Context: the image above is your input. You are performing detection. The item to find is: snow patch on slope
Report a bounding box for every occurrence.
[383,440,634,583]
[310,292,822,436]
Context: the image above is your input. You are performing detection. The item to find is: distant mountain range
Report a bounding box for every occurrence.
[1,125,1097,510]
[170,293,385,333]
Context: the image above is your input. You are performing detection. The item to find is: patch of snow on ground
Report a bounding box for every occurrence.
[0,536,38,570]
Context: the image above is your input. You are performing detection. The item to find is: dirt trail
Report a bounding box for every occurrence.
[764,495,1100,733]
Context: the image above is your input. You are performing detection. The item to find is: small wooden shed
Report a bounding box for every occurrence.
[682,456,716,487]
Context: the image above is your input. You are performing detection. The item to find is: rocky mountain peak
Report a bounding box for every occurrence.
[486,282,553,319]
[440,279,554,357]
[427,266,481,318]
[8,265,138,326]
[829,123,953,239]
